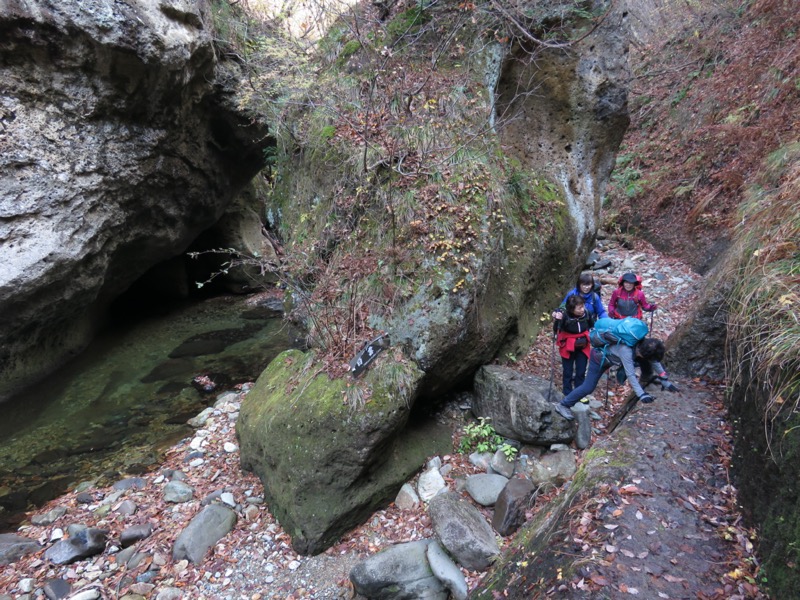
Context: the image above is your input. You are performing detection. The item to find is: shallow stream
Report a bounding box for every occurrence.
[0,293,297,529]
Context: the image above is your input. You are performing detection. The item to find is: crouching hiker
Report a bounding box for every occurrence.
[553,337,677,421]
[552,295,593,395]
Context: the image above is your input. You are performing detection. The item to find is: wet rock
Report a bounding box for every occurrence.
[519,447,577,487]
[68,590,100,600]
[43,578,70,599]
[154,587,183,600]
[428,492,499,571]
[31,506,67,526]
[0,533,40,565]
[417,466,446,502]
[468,451,493,471]
[120,523,154,548]
[489,449,516,478]
[492,478,536,536]
[163,481,194,503]
[29,476,73,506]
[171,326,259,359]
[113,478,147,491]
[169,339,228,358]
[31,449,63,466]
[116,500,138,516]
[395,483,420,510]
[571,404,593,449]
[140,359,195,384]
[350,539,446,599]
[426,540,468,600]
[44,528,108,565]
[75,492,94,504]
[464,473,509,506]
[172,504,236,564]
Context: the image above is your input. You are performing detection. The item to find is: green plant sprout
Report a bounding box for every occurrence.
[458,417,517,461]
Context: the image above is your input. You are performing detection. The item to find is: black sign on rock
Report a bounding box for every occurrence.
[349,334,390,377]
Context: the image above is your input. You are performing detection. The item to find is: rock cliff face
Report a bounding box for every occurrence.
[239,1,633,553]
[0,0,271,401]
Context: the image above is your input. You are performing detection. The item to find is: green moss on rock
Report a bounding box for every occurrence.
[236,349,452,554]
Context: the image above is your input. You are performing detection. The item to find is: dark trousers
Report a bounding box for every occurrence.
[562,351,588,395]
[563,349,609,407]
[562,349,653,407]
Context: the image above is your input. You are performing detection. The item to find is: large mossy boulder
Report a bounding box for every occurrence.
[237,349,453,554]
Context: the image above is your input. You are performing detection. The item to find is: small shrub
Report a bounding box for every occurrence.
[499,443,518,461]
[458,417,504,454]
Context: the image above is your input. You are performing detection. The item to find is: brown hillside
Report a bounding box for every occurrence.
[607,0,800,273]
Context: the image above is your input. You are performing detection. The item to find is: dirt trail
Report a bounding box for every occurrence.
[599,384,741,596]
[479,378,764,598]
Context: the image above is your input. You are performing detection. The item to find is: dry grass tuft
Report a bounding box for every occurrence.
[725,143,800,448]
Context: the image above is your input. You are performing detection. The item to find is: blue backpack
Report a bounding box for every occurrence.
[590,317,649,349]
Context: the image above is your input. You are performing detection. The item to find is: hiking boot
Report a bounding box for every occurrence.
[554,403,575,421]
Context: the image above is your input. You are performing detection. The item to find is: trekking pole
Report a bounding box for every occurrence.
[548,318,560,403]
[648,308,655,336]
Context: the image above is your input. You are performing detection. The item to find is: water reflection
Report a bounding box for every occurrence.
[0,294,296,529]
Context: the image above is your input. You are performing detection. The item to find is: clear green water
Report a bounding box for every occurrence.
[0,294,295,526]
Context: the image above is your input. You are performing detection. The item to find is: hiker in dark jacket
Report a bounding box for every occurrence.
[553,337,678,421]
[553,295,593,395]
[608,272,656,319]
[554,272,607,321]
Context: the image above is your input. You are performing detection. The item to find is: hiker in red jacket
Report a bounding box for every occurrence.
[553,295,593,395]
[608,272,657,319]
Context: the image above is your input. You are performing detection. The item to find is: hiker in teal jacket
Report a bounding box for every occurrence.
[553,337,678,421]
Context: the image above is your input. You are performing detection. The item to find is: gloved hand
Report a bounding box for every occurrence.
[639,393,655,404]
[646,305,658,312]
[661,380,679,393]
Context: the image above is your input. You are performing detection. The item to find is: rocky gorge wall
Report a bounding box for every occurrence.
[2,0,640,556]
[0,0,272,402]
[238,0,635,553]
